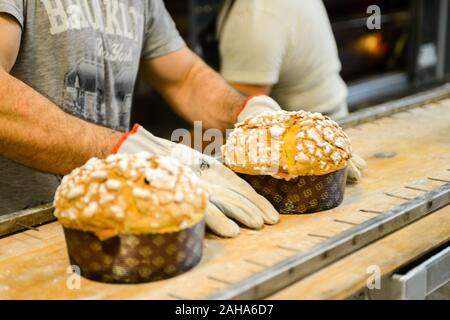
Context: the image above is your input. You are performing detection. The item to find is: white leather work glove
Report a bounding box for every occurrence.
[237,95,282,123]
[347,153,367,183]
[238,95,367,183]
[113,125,280,238]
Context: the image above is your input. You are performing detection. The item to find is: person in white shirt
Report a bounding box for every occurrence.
[218,0,349,119]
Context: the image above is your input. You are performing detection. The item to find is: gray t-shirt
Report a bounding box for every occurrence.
[0,0,185,215]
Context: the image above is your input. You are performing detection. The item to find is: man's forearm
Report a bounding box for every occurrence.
[141,48,246,131]
[0,68,122,175]
[176,56,246,130]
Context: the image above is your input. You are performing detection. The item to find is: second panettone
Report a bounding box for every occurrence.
[222,111,351,214]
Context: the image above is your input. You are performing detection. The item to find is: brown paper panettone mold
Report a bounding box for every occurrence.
[54,153,208,283]
[63,220,205,284]
[239,168,347,214]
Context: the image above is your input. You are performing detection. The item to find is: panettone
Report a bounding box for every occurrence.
[54,153,208,240]
[222,111,351,214]
[54,153,208,283]
[222,110,352,180]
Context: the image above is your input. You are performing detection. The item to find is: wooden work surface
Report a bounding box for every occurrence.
[0,99,449,299]
[268,204,450,300]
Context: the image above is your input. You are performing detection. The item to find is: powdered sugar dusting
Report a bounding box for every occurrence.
[105,179,122,191]
[132,187,151,199]
[222,110,351,178]
[54,153,208,232]
[66,186,84,200]
[84,202,98,218]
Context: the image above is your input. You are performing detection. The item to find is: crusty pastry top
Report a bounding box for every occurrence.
[222,111,352,180]
[54,153,208,239]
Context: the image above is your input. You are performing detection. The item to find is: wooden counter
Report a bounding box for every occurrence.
[0,98,449,299]
[269,204,450,299]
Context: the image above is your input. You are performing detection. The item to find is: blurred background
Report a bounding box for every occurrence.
[132,0,450,139]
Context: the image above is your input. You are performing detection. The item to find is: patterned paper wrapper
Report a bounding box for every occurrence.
[63,219,205,284]
[239,168,347,214]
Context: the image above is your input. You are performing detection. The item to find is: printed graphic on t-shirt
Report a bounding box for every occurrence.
[64,59,106,124]
[39,0,143,39]
[64,59,133,131]
[39,0,144,131]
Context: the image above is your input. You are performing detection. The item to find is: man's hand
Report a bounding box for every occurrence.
[0,13,122,174]
[139,47,246,131]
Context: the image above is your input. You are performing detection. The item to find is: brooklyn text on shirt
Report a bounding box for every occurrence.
[40,0,144,41]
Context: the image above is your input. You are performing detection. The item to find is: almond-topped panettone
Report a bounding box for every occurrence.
[222,110,352,180]
[54,153,208,240]
[54,153,208,284]
[222,111,351,215]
